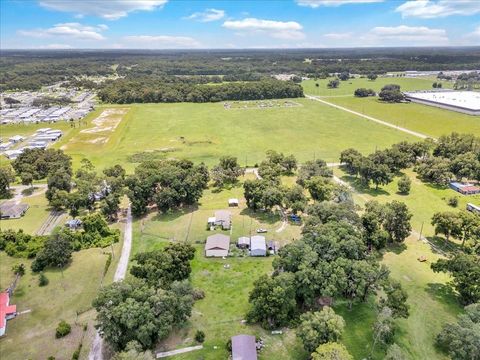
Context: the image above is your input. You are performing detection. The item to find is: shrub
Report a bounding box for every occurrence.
[38,273,49,287]
[397,175,411,195]
[195,330,206,343]
[447,196,458,207]
[55,320,71,338]
[71,344,82,360]
[192,288,205,300]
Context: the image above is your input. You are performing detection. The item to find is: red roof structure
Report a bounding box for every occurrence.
[0,291,17,336]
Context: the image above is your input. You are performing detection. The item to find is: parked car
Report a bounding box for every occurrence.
[256,228,267,233]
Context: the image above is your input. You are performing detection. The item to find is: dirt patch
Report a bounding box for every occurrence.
[86,137,108,144]
[80,108,128,134]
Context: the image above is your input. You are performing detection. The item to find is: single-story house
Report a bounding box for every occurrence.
[450,182,480,195]
[250,235,267,257]
[238,236,250,249]
[0,203,29,219]
[205,234,230,257]
[228,198,239,207]
[467,203,480,214]
[0,291,17,337]
[215,210,232,230]
[3,149,23,160]
[66,219,82,230]
[231,334,257,360]
[207,216,217,228]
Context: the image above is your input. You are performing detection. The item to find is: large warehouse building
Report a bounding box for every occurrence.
[404,90,480,116]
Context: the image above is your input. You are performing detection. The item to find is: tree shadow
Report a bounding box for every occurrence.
[385,242,408,255]
[239,208,280,225]
[426,235,462,254]
[211,181,242,193]
[425,283,460,309]
[340,175,390,196]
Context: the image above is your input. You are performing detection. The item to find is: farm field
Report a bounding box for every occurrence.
[0,241,121,360]
[302,76,453,96]
[53,98,417,172]
[325,96,480,138]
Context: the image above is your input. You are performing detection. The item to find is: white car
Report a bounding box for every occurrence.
[256,228,268,233]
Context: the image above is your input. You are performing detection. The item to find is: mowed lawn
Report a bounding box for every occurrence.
[325,96,480,138]
[54,98,417,172]
[302,77,452,97]
[0,242,122,360]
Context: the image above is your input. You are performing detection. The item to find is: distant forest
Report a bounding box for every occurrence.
[1,47,479,96]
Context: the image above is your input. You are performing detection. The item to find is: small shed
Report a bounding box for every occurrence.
[0,203,29,219]
[66,219,82,230]
[250,235,267,257]
[228,198,239,207]
[232,334,257,360]
[467,203,480,214]
[238,236,250,249]
[205,234,230,257]
[215,210,232,230]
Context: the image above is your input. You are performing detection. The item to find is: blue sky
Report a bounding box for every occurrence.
[1,0,479,49]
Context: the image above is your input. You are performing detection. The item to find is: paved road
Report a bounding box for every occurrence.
[89,204,132,360]
[305,95,431,140]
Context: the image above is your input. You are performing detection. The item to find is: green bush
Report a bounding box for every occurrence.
[195,330,205,343]
[55,320,71,338]
[71,343,82,360]
[38,273,49,287]
[447,196,458,207]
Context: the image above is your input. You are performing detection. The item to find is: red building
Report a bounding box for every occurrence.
[0,291,17,337]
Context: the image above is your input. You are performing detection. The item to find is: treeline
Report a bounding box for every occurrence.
[2,48,480,91]
[98,79,304,103]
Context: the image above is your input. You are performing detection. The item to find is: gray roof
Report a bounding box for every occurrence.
[206,234,230,250]
[250,236,266,251]
[238,236,250,245]
[0,202,29,218]
[232,335,257,360]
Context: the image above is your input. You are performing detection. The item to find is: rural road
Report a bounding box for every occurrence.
[305,95,430,140]
[156,345,203,358]
[8,184,48,204]
[89,204,132,360]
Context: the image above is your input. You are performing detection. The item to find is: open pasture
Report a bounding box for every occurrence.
[326,96,480,138]
[54,99,418,172]
[302,76,452,97]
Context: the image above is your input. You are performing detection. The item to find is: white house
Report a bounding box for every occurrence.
[205,234,230,257]
[250,235,267,257]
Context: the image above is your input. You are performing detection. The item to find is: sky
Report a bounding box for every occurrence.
[1,0,479,49]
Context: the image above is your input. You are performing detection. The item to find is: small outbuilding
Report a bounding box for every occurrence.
[450,182,480,195]
[467,203,480,214]
[237,236,250,249]
[228,198,239,207]
[250,235,267,257]
[0,202,29,219]
[8,135,24,143]
[231,334,257,360]
[205,234,230,257]
[215,210,232,230]
[66,219,82,230]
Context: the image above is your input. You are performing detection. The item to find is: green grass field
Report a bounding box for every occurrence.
[0,241,122,360]
[54,98,417,172]
[325,96,480,138]
[302,77,452,97]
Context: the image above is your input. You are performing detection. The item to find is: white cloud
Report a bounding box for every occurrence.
[323,32,353,40]
[122,35,201,48]
[222,18,305,40]
[396,1,480,18]
[186,9,225,22]
[463,26,480,44]
[368,25,449,44]
[18,23,107,41]
[297,0,383,8]
[39,0,168,20]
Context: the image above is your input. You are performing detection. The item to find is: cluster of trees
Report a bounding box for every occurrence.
[0,229,47,258]
[327,79,340,89]
[98,79,304,104]
[432,82,443,89]
[354,88,376,97]
[258,150,297,179]
[378,84,404,103]
[211,156,243,188]
[0,166,15,198]
[126,159,209,216]
[454,71,480,90]
[32,96,72,108]
[416,133,480,185]
[435,303,480,360]
[247,197,411,329]
[431,210,480,250]
[340,141,429,189]
[93,243,197,351]
[30,213,119,272]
